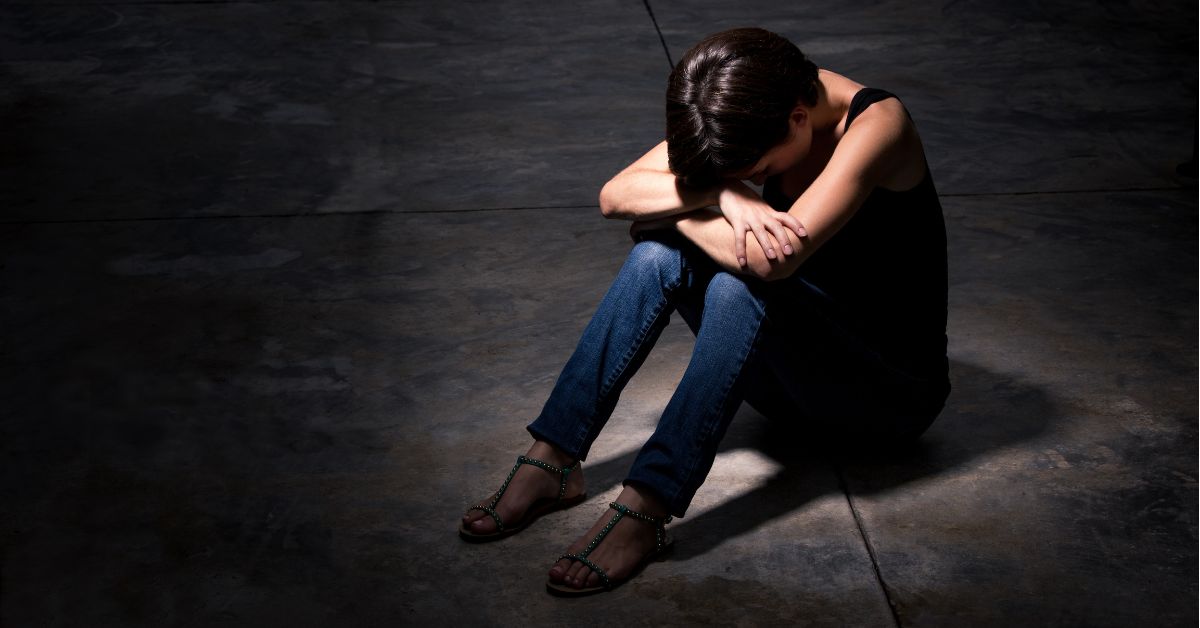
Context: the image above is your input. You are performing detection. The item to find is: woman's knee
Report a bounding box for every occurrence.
[628,239,682,269]
[694,273,768,340]
[621,239,686,287]
[704,272,758,309]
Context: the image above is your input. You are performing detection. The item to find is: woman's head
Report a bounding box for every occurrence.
[666,28,820,187]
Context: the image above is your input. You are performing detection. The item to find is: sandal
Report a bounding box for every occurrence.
[459,455,586,542]
[545,501,673,596]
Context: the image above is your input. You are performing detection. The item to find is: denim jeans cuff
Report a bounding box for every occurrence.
[525,423,587,462]
[622,473,688,518]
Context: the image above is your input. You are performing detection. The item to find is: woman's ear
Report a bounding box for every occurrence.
[790,105,809,129]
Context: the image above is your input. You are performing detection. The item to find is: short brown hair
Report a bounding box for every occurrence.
[666,28,819,187]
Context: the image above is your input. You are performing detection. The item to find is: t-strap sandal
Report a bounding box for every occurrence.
[459,455,585,542]
[546,501,673,596]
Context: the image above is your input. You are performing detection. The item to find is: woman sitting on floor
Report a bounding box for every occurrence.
[459,27,950,596]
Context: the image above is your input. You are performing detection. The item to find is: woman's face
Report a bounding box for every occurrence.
[734,108,812,185]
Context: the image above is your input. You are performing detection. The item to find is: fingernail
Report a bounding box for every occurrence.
[783,245,794,255]
[738,257,747,266]
[767,248,775,258]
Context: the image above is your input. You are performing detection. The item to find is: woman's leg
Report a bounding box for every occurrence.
[552,269,947,589]
[623,271,772,517]
[552,270,771,589]
[465,238,714,535]
[525,238,713,461]
[636,272,946,517]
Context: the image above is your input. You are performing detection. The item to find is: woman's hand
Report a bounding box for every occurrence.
[717,181,807,267]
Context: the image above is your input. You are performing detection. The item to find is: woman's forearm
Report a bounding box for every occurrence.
[672,211,750,275]
[672,210,805,281]
[599,169,722,220]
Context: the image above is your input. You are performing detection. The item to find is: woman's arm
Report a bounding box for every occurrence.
[674,205,805,279]
[604,141,808,260]
[662,99,920,281]
[635,209,792,278]
[599,141,721,220]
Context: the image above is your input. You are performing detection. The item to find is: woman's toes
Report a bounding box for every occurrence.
[585,571,601,588]
[566,563,587,587]
[548,560,570,583]
[575,567,593,588]
[469,516,494,533]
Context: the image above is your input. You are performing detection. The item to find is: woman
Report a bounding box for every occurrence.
[459,27,950,596]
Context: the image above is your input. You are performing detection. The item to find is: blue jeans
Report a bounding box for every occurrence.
[527,235,945,517]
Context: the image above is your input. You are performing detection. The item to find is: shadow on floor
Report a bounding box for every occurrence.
[570,359,1056,561]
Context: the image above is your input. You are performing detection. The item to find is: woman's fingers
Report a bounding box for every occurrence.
[766,222,795,256]
[764,213,806,256]
[778,213,808,240]
[722,190,808,265]
[732,220,749,266]
[751,225,777,259]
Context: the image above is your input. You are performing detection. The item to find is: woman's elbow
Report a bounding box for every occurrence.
[743,256,776,281]
[746,242,805,281]
[753,256,802,282]
[598,186,614,217]
[598,180,625,218]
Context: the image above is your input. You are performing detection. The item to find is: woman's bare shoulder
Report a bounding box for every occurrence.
[840,98,927,190]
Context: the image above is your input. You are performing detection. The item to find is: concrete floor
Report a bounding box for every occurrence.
[1,1,1196,626]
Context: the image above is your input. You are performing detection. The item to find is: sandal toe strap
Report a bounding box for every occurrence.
[553,502,672,589]
[557,553,611,589]
[483,455,580,516]
[469,455,581,535]
[465,505,504,531]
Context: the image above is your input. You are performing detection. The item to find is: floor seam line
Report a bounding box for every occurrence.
[0,205,598,226]
[4,1,414,6]
[939,185,1191,198]
[641,0,674,70]
[834,462,903,628]
[4,185,1190,227]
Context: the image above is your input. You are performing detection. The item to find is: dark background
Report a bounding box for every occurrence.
[2,1,1196,626]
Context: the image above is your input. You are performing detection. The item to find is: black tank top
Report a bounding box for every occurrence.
[763,88,949,384]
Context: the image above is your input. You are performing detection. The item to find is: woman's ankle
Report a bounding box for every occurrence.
[615,484,670,519]
[527,440,576,468]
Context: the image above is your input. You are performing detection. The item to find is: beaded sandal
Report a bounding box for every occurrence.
[459,455,586,542]
[545,501,673,596]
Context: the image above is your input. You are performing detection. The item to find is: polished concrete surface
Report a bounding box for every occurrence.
[1,1,1196,626]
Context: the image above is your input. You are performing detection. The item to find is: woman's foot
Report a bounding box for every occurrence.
[461,440,586,536]
[547,484,670,590]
